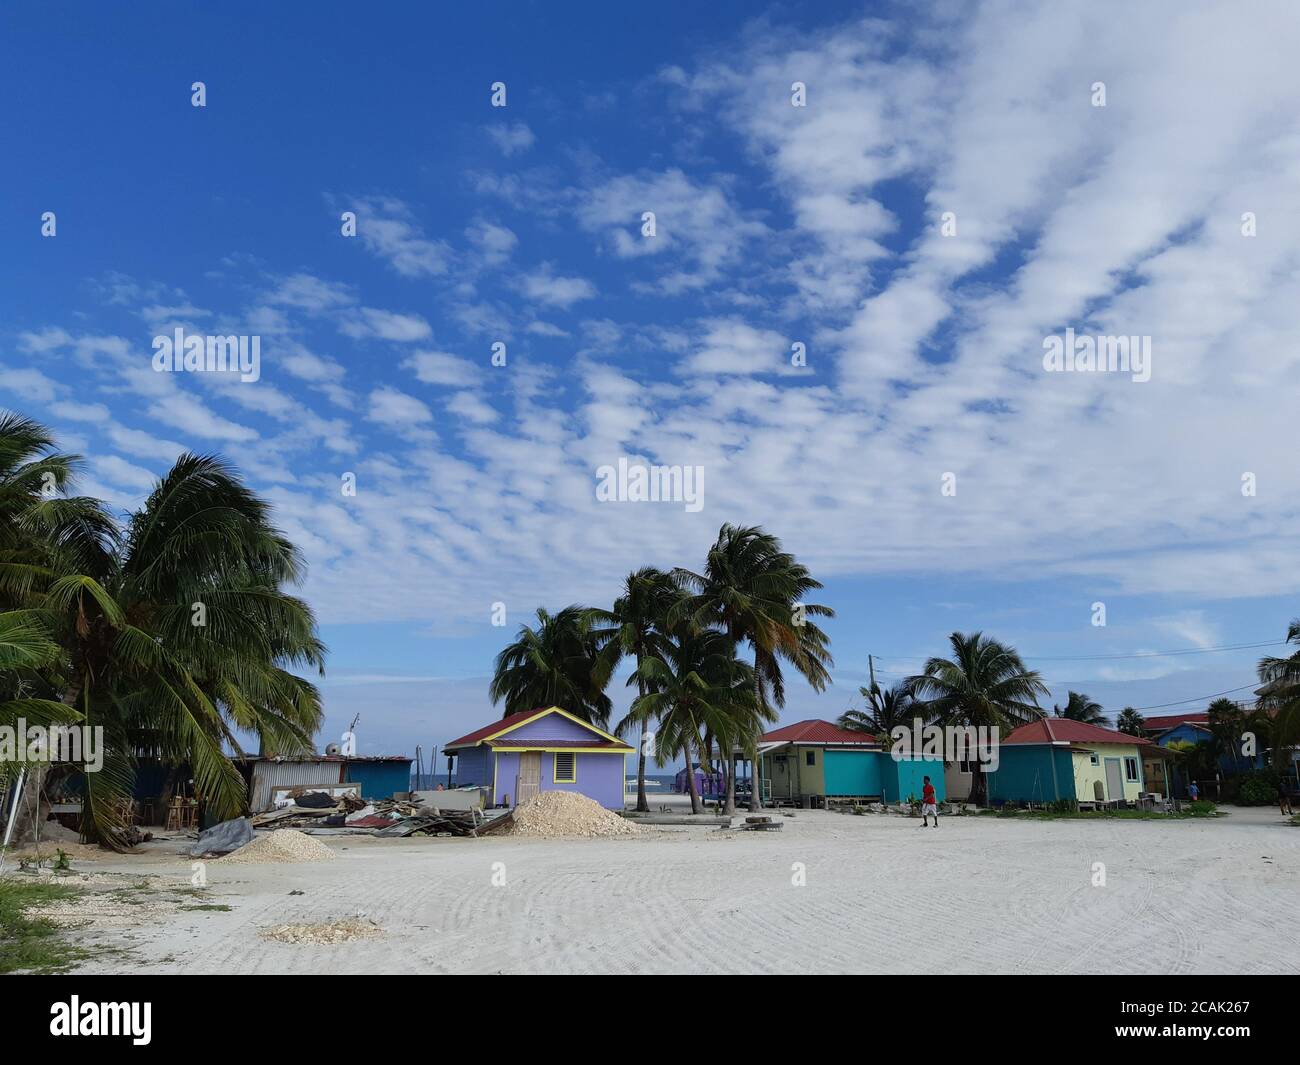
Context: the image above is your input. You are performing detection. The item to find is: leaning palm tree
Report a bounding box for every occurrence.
[839,681,922,745]
[489,605,611,726]
[1257,620,1300,766]
[674,524,834,810]
[32,454,326,847]
[1053,691,1106,725]
[626,629,755,815]
[590,567,681,812]
[908,632,1049,806]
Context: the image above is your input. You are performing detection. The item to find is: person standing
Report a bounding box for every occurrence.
[1188,780,1200,802]
[919,775,939,828]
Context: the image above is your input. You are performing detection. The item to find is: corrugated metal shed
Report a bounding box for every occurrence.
[245,760,343,812]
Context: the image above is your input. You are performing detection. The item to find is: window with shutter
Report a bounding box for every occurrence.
[554,752,576,783]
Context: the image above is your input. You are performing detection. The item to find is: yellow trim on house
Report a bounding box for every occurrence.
[553,751,577,783]
[480,705,627,747]
[490,746,629,754]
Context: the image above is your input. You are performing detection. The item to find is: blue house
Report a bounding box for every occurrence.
[443,706,633,809]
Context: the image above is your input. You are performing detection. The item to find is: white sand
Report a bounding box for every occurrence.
[59,806,1300,974]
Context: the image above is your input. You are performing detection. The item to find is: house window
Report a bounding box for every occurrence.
[958,758,974,774]
[1124,756,1139,783]
[805,750,816,767]
[1090,753,1100,767]
[554,752,576,783]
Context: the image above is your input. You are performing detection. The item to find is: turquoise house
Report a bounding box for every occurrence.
[754,720,944,805]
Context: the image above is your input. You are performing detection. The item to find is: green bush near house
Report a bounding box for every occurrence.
[1187,800,1218,816]
[1236,769,1281,806]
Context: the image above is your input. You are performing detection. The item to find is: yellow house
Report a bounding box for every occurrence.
[1000,718,1161,805]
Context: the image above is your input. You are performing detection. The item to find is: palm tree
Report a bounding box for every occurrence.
[908,632,1049,805]
[1053,691,1106,725]
[0,411,116,612]
[33,453,326,847]
[489,605,611,726]
[1257,619,1300,767]
[590,567,681,812]
[674,524,834,811]
[626,629,755,815]
[839,681,921,744]
[1115,707,1146,736]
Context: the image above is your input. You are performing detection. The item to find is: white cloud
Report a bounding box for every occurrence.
[339,308,433,342]
[147,393,259,443]
[403,350,479,387]
[485,121,535,156]
[353,196,452,278]
[520,263,596,308]
[367,385,433,426]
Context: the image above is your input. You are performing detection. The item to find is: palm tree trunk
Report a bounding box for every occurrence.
[634,675,650,813]
[724,749,736,815]
[971,761,986,806]
[684,745,701,814]
[750,668,763,811]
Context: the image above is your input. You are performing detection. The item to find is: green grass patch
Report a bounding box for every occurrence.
[0,879,92,975]
[978,807,1197,821]
[181,903,231,912]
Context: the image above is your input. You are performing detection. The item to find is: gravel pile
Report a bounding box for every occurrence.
[215,829,336,864]
[504,791,640,839]
[261,917,382,944]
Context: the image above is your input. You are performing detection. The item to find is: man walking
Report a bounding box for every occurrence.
[919,775,939,828]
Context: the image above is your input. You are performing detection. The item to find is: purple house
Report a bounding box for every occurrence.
[443,706,633,809]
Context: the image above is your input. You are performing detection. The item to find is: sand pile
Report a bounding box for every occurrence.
[215,829,335,864]
[504,791,640,839]
[261,917,382,944]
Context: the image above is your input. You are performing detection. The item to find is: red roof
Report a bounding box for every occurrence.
[1142,713,1209,732]
[761,720,880,746]
[1003,718,1151,746]
[444,708,543,750]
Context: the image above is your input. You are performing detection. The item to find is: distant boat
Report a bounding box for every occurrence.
[625,777,664,788]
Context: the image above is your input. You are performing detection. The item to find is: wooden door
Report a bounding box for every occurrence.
[1104,757,1124,803]
[516,753,541,805]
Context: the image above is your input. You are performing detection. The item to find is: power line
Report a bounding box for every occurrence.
[870,639,1283,664]
[1127,683,1260,712]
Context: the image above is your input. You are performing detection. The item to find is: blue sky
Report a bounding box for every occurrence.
[3,1,1298,764]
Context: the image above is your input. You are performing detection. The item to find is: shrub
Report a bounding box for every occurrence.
[1187,800,1217,816]
[1236,768,1281,806]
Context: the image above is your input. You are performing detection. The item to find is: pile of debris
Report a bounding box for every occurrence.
[215,829,337,864]
[251,791,421,832]
[500,791,641,839]
[261,917,382,944]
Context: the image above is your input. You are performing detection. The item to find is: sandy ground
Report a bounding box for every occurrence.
[11,805,1299,975]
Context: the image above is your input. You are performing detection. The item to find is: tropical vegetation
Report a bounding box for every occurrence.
[0,413,326,849]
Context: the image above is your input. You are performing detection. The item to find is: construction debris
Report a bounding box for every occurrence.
[719,815,783,832]
[260,917,382,944]
[190,816,254,857]
[501,791,641,839]
[215,829,336,864]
